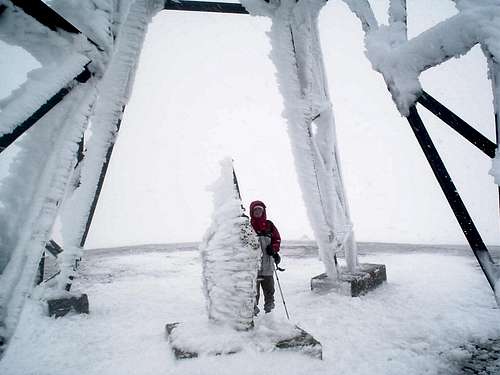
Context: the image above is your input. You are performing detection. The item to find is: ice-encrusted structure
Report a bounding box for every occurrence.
[343,0,500,184]
[343,0,500,300]
[199,159,261,331]
[0,0,499,356]
[0,0,163,350]
[242,0,358,278]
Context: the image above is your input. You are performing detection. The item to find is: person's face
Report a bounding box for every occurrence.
[252,206,264,218]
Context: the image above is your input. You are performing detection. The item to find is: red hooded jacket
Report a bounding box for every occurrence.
[249,200,281,253]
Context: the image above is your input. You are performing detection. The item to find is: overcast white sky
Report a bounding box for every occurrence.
[1,0,499,248]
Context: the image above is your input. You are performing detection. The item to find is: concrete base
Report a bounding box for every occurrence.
[165,321,322,360]
[47,294,89,318]
[311,263,386,297]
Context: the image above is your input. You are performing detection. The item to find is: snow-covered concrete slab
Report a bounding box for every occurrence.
[165,319,322,360]
[47,294,89,318]
[311,263,386,296]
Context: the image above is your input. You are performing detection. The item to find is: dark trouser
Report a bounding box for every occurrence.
[256,275,275,313]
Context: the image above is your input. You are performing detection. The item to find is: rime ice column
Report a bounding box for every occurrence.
[55,0,164,292]
[243,0,358,276]
[0,1,98,345]
[200,159,261,331]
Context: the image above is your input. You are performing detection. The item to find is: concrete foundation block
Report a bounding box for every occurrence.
[47,294,89,318]
[165,321,322,360]
[311,263,386,297]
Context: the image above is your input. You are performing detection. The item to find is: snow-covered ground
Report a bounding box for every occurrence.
[1,242,499,375]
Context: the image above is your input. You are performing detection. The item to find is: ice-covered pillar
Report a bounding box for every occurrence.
[54,0,164,292]
[388,0,407,39]
[199,159,261,331]
[486,57,500,188]
[242,0,358,275]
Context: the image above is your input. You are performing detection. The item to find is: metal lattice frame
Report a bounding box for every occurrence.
[343,0,499,291]
[0,0,498,347]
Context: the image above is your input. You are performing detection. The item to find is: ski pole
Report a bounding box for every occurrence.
[274,263,290,320]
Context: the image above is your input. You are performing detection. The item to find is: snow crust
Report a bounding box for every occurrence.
[0,54,90,136]
[388,0,407,26]
[1,245,499,375]
[341,0,378,33]
[491,148,500,185]
[365,10,480,116]
[0,0,81,65]
[241,0,278,17]
[48,0,116,52]
[199,159,260,331]
[243,0,358,276]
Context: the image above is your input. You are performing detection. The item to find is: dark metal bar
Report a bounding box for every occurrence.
[76,137,85,166]
[45,240,63,258]
[232,166,242,201]
[79,106,125,248]
[11,0,80,34]
[0,65,91,154]
[36,252,45,285]
[164,0,249,14]
[406,106,497,291]
[417,90,496,158]
[8,0,101,49]
[10,0,80,34]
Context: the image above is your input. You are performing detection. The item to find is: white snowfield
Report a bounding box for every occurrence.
[0,243,499,375]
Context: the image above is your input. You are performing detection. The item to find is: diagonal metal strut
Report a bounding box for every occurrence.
[0,65,92,153]
[8,0,101,47]
[406,106,498,291]
[417,90,496,158]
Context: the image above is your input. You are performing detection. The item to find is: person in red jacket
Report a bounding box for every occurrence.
[249,200,281,315]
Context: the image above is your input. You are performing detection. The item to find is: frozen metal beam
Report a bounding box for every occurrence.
[10,0,81,34]
[0,65,91,153]
[417,90,497,158]
[164,0,249,14]
[388,0,407,39]
[79,106,125,249]
[406,106,497,292]
[8,0,101,49]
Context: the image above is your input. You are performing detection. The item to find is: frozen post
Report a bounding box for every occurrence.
[165,159,322,359]
[199,158,261,331]
[242,0,386,296]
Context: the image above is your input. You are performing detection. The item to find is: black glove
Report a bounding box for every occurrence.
[265,244,274,256]
[272,253,281,265]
